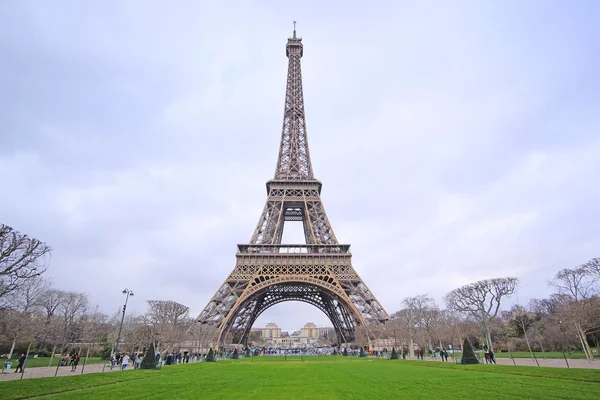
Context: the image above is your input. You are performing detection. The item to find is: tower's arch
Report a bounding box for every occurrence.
[219,278,365,345]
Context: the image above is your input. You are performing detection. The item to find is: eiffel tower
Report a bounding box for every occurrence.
[197,26,389,345]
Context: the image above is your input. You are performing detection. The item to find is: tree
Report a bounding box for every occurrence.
[390,347,398,360]
[2,276,49,358]
[57,291,89,351]
[98,334,113,359]
[550,267,596,301]
[146,300,191,352]
[141,341,157,369]
[460,338,479,364]
[0,224,52,301]
[205,347,216,362]
[401,295,442,352]
[190,324,218,354]
[391,303,420,357]
[359,347,366,357]
[444,277,518,351]
[583,258,600,282]
[550,266,598,360]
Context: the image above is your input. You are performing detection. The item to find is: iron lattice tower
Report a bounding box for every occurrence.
[197,27,389,345]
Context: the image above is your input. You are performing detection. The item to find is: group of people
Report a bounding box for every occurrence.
[110,351,196,369]
[109,353,143,370]
[163,351,192,365]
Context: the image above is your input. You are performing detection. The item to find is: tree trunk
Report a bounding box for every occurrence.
[8,337,16,360]
[579,325,594,360]
[409,338,414,358]
[575,324,591,360]
[522,320,535,361]
[48,344,57,367]
[480,304,493,352]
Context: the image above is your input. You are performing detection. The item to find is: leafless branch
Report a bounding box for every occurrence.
[0,224,52,299]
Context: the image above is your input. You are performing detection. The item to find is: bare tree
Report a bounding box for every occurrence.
[583,258,600,282]
[146,300,191,352]
[190,323,219,353]
[444,277,518,352]
[550,266,598,360]
[1,276,49,358]
[390,295,427,357]
[57,291,89,352]
[0,224,52,300]
[398,295,441,353]
[508,304,537,357]
[550,267,596,301]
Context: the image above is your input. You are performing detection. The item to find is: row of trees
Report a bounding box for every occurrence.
[371,258,599,360]
[0,224,218,359]
[2,224,598,360]
[0,274,213,360]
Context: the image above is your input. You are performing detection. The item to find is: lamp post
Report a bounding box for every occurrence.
[114,288,134,356]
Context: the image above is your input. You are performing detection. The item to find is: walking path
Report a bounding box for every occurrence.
[409,356,600,369]
[0,363,118,382]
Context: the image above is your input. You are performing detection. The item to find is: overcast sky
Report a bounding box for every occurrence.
[1,1,599,333]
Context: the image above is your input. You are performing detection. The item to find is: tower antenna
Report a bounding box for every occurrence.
[293,20,297,38]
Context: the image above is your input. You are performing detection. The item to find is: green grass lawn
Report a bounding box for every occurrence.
[2,358,600,399]
[19,357,105,368]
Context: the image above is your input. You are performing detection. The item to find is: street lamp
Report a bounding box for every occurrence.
[114,288,134,356]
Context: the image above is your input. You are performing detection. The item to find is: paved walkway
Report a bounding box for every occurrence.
[411,356,600,369]
[0,363,119,382]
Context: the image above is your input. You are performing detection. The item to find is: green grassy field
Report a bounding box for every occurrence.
[19,357,105,368]
[1,358,599,399]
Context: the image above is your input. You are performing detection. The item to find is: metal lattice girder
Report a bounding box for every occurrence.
[196,29,390,346]
[274,32,313,180]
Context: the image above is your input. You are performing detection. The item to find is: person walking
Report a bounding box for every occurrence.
[488,349,496,364]
[14,354,26,373]
[134,354,142,370]
[121,354,130,370]
[443,349,449,362]
[71,354,80,372]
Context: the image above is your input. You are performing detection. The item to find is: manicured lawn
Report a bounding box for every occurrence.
[1,358,599,399]
[19,357,106,368]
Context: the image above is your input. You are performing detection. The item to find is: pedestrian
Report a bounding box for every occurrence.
[489,349,496,364]
[121,354,129,370]
[14,354,26,373]
[71,354,80,372]
[110,354,115,370]
[484,349,490,364]
[442,349,448,362]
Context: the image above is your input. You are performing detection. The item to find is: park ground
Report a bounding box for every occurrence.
[1,358,600,399]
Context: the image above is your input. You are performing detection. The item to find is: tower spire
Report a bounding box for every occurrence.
[274,24,313,180]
